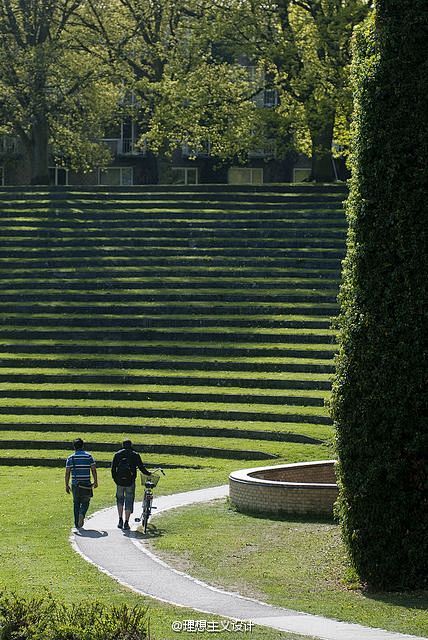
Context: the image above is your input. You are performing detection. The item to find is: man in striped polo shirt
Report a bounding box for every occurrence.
[65,438,98,530]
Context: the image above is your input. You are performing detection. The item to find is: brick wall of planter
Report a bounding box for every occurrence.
[229,460,338,516]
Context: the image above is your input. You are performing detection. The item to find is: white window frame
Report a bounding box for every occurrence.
[98,166,134,186]
[49,166,69,186]
[263,88,278,108]
[171,166,199,185]
[228,167,263,185]
[293,168,311,183]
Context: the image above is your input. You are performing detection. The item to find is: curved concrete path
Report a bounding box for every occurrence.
[72,486,425,640]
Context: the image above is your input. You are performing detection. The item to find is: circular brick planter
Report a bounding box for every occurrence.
[229,460,338,516]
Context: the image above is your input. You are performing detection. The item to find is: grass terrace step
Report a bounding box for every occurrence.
[0,190,345,200]
[0,232,347,244]
[0,328,336,343]
[0,280,341,291]
[0,373,331,390]
[0,422,325,443]
[0,266,339,284]
[0,439,278,460]
[0,292,339,303]
[0,406,332,424]
[0,317,334,329]
[0,304,339,317]
[0,422,326,444]
[0,193,344,204]
[0,357,335,374]
[0,346,337,360]
[0,389,327,407]
[0,457,202,469]
[0,183,347,192]
[0,257,344,269]
[0,250,345,262]
[0,222,348,233]
[0,429,326,457]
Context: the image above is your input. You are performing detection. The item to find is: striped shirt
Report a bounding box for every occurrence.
[66,450,95,485]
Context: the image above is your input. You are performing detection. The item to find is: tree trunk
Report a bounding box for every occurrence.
[156,145,172,184]
[30,116,50,185]
[307,103,336,183]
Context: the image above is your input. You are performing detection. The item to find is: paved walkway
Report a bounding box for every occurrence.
[71,486,425,640]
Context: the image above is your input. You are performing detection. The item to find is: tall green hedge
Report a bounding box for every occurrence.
[330,1,428,590]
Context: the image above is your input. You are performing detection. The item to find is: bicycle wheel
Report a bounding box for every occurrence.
[142,493,152,533]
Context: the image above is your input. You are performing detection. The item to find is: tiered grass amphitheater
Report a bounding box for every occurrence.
[0,184,347,473]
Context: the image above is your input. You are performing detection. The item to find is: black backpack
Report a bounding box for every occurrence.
[116,452,133,485]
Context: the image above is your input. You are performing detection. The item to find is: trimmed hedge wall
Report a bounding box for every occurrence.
[330,3,428,590]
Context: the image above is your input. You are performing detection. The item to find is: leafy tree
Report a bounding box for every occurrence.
[85,0,263,174]
[330,2,428,589]
[0,0,119,184]
[217,0,372,181]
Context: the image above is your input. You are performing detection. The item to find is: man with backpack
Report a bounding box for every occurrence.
[111,440,151,530]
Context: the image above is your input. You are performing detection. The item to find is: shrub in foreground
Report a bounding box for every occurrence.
[0,592,151,640]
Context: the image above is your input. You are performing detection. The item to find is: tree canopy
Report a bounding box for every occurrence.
[0,0,120,183]
[0,0,373,183]
[213,0,372,180]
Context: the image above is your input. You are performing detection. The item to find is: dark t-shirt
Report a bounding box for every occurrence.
[111,448,150,486]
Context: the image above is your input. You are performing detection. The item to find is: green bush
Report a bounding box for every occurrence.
[330,2,428,590]
[0,593,151,640]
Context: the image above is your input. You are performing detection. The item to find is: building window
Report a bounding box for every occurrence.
[171,167,198,185]
[0,136,18,154]
[263,89,278,108]
[182,141,210,158]
[228,167,263,185]
[293,168,311,183]
[49,166,69,186]
[248,141,276,159]
[98,166,133,186]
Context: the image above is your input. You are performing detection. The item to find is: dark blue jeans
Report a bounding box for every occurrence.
[71,484,91,527]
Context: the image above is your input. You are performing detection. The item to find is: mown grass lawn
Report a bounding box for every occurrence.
[0,466,319,640]
[149,500,428,637]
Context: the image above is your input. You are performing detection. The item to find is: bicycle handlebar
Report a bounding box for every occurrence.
[148,467,165,476]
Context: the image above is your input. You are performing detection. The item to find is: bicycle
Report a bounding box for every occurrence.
[135,468,165,533]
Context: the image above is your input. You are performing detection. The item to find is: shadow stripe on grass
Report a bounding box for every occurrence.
[0,359,335,374]
[0,374,331,390]
[0,390,326,407]
[0,422,324,443]
[0,440,277,460]
[0,330,336,345]
[0,258,344,269]
[0,457,202,469]
[1,239,345,251]
[0,318,334,330]
[0,406,333,424]
[0,304,339,316]
[1,280,339,291]
[0,345,336,359]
